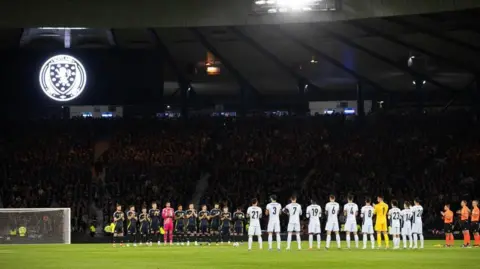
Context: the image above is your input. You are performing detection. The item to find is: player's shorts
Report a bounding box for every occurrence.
[114,223,124,234]
[401,223,412,236]
[248,225,262,236]
[187,225,197,233]
[444,223,453,234]
[150,222,160,234]
[308,223,321,234]
[267,221,281,233]
[234,226,244,234]
[175,224,184,233]
[344,220,358,232]
[471,222,479,233]
[210,221,220,231]
[221,226,230,235]
[140,224,149,235]
[411,222,423,234]
[287,223,301,233]
[460,220,469,231]
[200,224,209,234]
[127,225,137,235]
[390,226,401,235]
[375,222,387,232]
[325,221,339,232]
[362,224,374,234]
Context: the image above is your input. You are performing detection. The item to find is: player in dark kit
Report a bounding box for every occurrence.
[185,204,198,246]
[174,205,186,245]
[210,203,222,244]
[220,206,232,244]
[149,202,162,246]
[113,204,125,247]
[198,205,211,245]
[232,207,245,245]
[139,207,150,245]
[126,205,138,247]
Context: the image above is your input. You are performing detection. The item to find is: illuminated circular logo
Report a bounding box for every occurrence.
[39,54,87,101]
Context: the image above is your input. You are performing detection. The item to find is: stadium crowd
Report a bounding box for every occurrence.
[0,110,479,234]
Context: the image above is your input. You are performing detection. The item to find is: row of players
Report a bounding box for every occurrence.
[111,195,480,250]
[111,201,245,247]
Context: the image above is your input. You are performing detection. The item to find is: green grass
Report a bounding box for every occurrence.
[0,241,478,269]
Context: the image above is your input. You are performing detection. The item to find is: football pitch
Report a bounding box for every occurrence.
[0,241,479,269]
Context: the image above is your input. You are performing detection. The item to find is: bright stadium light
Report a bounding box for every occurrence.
[252,0,337,13]
[39,55,87,102]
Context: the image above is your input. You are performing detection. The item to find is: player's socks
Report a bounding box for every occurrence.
[354,234,359,248]
[383,233,389,248]
[403,235,407,248]
[316,234,321,248]
[370,234,375,249]
[326,234,331,248]
[335,233,341,248]
[413,234,418,248]
[377,233,382,248]
[248,236,253,250]
[445,234,449,245]
[346,234,351,248]
[363,234,367,248]
[474,234,479,245]
[419,234,424,248]
[258,236,263,249]
[309,234,313,249]
[287,233,292,249]
[268,234,273,249]
[276,233,281,249]
[296,233,301,249]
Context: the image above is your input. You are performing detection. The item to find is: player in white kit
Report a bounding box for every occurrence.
[246,198,263,250]
[325,194,341,249]
[283,195,302,250]
[401,201,413,249]
[388,200,402,249]
[411,198,424,249]
[265,195,282,251]
[306,199,322,249]
[360,197,375,249]
[343,194,359,249]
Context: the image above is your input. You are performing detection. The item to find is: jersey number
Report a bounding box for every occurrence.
[350,208,354,215]
[331,208,336,215]
[251,211,259,219]
[417,210,422,217]
[368,210,372,217]
[272,207,277,215]
[393,212,400,220]
[292,207,297,215]
[313,208,319,217]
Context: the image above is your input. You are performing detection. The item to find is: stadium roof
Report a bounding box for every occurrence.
[0,9,479,100]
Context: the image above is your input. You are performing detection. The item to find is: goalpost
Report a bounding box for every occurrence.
[0,208,71,244]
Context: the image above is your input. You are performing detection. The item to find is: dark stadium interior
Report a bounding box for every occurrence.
[0,0,480,252]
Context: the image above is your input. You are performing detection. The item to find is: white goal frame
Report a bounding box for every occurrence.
[0,208,71,244]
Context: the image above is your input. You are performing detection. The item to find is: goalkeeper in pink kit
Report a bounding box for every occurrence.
[162,202,175,245]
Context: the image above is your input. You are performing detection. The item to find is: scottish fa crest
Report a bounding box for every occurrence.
[39,55,87,101]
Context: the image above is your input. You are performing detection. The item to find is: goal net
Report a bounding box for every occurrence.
[0,208,70,244]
